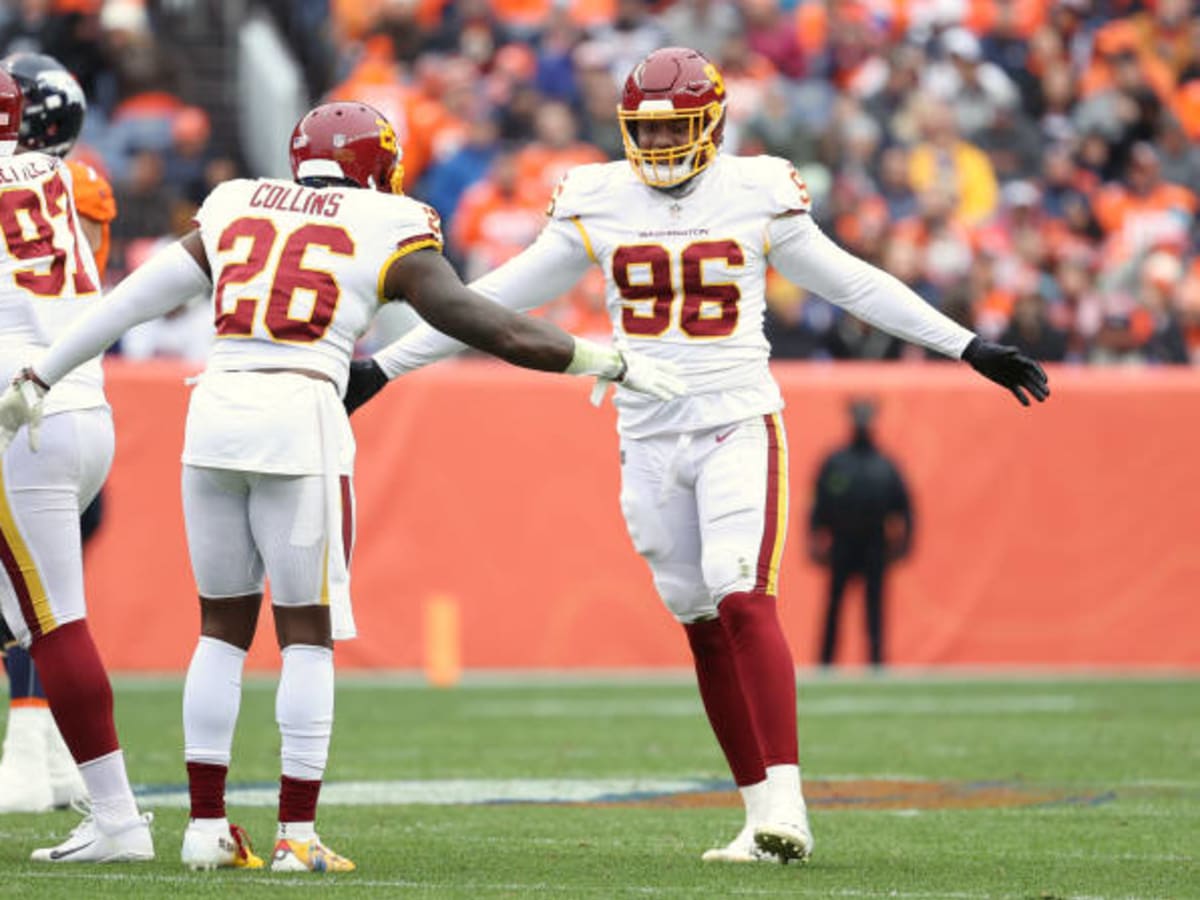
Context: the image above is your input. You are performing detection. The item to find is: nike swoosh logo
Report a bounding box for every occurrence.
[715,427,738,443]
[50,840,96,860]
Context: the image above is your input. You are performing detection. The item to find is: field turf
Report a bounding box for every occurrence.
[2,673,1196,898]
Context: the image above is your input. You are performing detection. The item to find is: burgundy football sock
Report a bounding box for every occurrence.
[28,619,119,763]
[718,592,798,766]
[187,761,228,819]
[279,775,322,823]
[684,618,766,786]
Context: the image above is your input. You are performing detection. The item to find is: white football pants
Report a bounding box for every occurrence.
[0,408,113,647]
[619,413,789,623]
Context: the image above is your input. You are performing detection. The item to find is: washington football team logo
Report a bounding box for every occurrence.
[377,118,397,153]
[703,63,725,98]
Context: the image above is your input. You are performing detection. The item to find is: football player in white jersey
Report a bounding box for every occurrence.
[0,68,153,863]
[0,51,111,818]
[0,100,685,873]
[343,47,1050,865]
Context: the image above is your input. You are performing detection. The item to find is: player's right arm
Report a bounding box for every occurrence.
[344,211,595,414]
[371,216,593,378]
[375,243,680,403]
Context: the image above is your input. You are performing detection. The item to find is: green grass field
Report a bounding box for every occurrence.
[2,673,1197,898]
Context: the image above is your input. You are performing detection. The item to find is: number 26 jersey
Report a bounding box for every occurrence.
[194,177,442,393]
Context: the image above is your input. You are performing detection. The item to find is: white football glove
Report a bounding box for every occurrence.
[608,347,687,402]
[569,336,687,406]
[0,368,48,454]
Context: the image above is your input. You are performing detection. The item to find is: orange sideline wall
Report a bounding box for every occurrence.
[84,359,1200,672]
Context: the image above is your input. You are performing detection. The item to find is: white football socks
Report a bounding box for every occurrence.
[80,749,139,828]
[740,778,771,828]
[276,644,333,781]
[182,636,246,766]
[765,763,808,821]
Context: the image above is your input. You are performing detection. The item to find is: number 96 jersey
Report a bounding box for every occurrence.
[545,154,810,438]
[195,177,442,392]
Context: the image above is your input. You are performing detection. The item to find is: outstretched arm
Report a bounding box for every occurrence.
[372,220,593,378]
[369,246,682,407]
[766,214,1047,404]
[33,230,212,386]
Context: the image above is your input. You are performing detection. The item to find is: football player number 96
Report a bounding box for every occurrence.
[613,240,744,339]
[214,216,353,343]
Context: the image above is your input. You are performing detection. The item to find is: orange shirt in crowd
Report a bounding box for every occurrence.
[1092,182,1198,235]
[332,0,447,37]
[66,159,117,278]
[452,181,545,271]
[513,144,608,208]
[489,0,616,30]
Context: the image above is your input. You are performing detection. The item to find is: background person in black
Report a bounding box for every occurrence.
[808,400,913,668]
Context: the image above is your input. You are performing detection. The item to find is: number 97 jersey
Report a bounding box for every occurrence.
[194,177,442,391]
[547,154,810,438]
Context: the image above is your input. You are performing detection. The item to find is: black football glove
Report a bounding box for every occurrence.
[343,359,389,415]
[962,337,1050,407]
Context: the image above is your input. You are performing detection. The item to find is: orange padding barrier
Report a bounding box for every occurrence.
[85,359,1200,671]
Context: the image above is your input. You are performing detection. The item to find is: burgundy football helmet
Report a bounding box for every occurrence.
[0,68,24,153]
[618,47,727,189]
[289,101,405,194]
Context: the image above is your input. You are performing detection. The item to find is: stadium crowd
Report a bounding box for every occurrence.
[3,0,1199,365]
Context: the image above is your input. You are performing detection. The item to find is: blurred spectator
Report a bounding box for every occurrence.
[808,399,913,669]
[533,9,582,106]
[587,0,668,90]
[1092,141,1197,266]
[417,107,501,232]
[573,43,625,160]
[876,146,917,221]
[1156,115,1200,197]
[907,96,999,225]
[428,0,511,66]
[162,106,213,206]
[741,79,822,165]
[999,287,1069,363]
[923,27,1019,141]
[741,0,805,80]
[660,0,741,61]
[451,150,545,280]
[512,99,606,207]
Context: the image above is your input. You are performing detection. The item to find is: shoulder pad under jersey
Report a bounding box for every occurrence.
[194,178,256,230]
[377,192,444,252]
[545,162,626,220]
[726,155,812,218]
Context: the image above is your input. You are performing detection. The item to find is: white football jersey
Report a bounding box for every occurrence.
[374,152,973,439]
[546,154,809,436]
[195,178,442,391]
[0,152,106,415]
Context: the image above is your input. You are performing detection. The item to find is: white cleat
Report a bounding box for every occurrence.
[0,707,53,813]
[181,819,264,870]
[701,824,780,863]
[31,811,155,863]
[753,817,814,865]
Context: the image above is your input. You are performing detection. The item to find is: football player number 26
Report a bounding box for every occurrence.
[215,217,353,342]
[613,240,744,338]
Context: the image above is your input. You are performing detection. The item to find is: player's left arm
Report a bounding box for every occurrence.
[766,214,1048,405]
[24,231,211,388]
